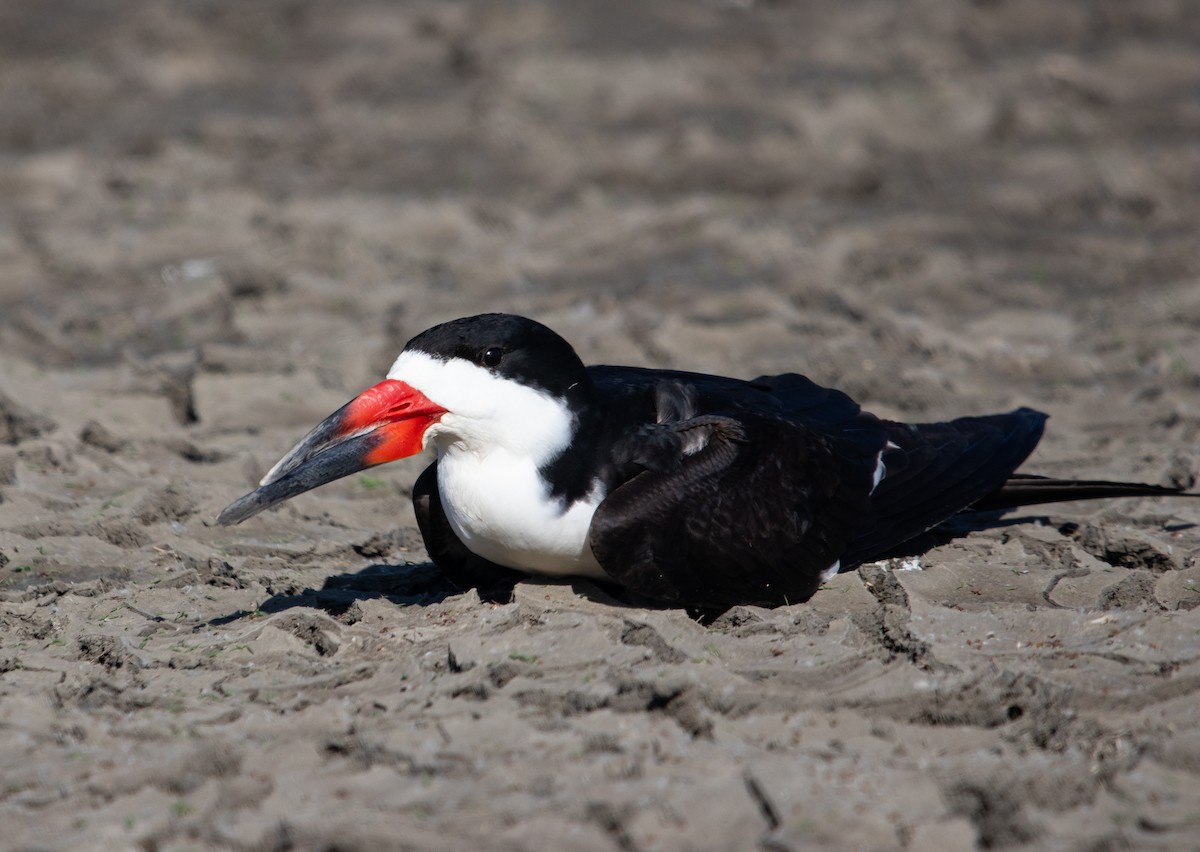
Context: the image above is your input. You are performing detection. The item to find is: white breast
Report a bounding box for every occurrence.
[386,349,609,579]
[436,448,608,579]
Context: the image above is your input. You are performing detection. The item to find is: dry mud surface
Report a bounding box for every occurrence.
[3,2,1200,850]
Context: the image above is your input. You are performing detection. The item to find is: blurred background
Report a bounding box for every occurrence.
[2,0,1197,418]
[2,4,1200,848]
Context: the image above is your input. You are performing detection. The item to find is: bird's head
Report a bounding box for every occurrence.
[217,314,591,525]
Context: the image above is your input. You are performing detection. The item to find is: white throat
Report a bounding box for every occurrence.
[387,351,607,579]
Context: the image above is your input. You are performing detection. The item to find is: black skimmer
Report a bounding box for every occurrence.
[218,313,1194,609]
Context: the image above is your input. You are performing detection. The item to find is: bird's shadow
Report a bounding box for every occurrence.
[200,509,1076,629]
[200,559,654,629]
[202,561,472,628]
[871,509,1037,560]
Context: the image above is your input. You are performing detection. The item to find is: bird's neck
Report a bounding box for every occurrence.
[433,420,608,579]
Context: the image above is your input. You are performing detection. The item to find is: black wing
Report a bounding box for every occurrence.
[588,372,1053,608]
[712,375,1059,571]
[587,376,888,610]
[838,408,1048,567]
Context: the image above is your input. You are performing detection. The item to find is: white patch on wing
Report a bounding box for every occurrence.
[820,560,841,582]
[388,351,607,579]
[679,429,709,456]
[871,441,898,494]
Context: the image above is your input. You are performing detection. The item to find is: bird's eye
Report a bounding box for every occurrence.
[482,347,503,368]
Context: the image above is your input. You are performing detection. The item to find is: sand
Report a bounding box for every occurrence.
[2,1,1200,849]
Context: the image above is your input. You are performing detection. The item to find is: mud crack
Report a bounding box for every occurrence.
[857,563,947,670]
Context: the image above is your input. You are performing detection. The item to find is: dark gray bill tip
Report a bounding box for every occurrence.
[216,490,273,526]
[216,428,386,526]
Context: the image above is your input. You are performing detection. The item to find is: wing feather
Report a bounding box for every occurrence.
[590,402,885,609]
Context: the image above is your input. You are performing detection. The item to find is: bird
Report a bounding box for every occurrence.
[218,313,1195,610]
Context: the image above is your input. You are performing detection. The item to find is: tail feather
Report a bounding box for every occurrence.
[971,474,1197,512]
